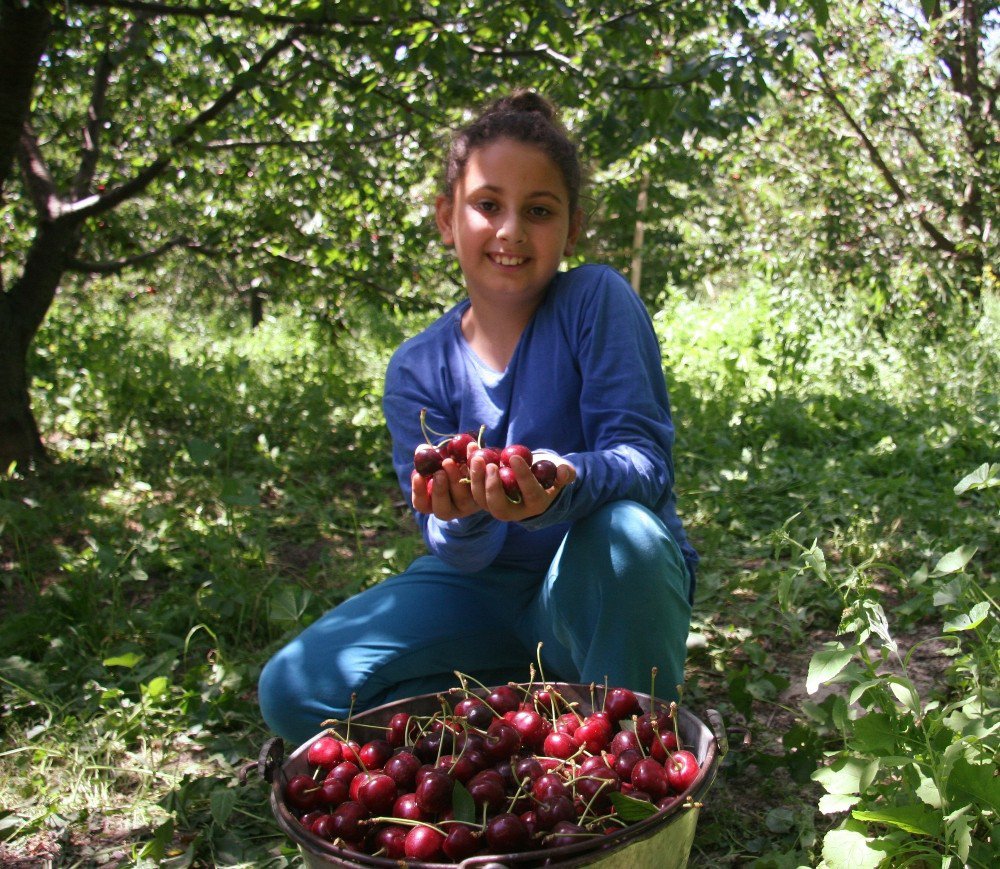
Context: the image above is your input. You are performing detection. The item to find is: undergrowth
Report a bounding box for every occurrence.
[1,279,996,867]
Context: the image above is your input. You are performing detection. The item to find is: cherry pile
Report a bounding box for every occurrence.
[412,413,557,504]
[280,683,703,863]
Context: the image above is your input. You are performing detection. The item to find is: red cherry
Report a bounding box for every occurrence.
[630,757,669,800]
[372,824,408,859]
[404,824,445,861]
[636,707,673,748]
[486,685,520,715]
[447,432,477,462]
[509,708,551,751]
[471,446,502,466]
[384,751,421,789]
[576,766,620,810]
[534,794,576,830]
[546,820,589,848]
[484,719,521,760]
[392,792,427,822]
[543,730,579,760]
[306,735,343,769]
[319,776,349,806]
[310,813,337,840]
[553,712,581,735]
[467,769,507,813]
[532,772,570,802]
[531,459,558,488]
[498,465,522,502]
[357,772,398,815]
[500,444,532,466]
[387,712,415,747]
[665,749,700,793]
[650,729,679,762]
[284,773,322,810]
[603,686,642,722]
[485,812,530,853]
[442,824,482,860]
[327,800,369,844]
[415,769,454,814]
[358,738,393,770]
[414,444,443,477]
[614,748,643,781]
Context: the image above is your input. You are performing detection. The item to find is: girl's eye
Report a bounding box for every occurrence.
[476,200,498,213]
[529,206,552,218]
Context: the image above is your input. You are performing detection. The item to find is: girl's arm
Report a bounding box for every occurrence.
[523,267,678,527]
[383,351,509,572]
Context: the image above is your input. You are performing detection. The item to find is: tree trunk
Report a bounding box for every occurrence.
[0,218,82,468]
[0,1,50,200]
[630,170,650,298]
[0,294,46,469]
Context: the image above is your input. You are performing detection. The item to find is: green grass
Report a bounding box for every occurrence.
[1,279,996,867]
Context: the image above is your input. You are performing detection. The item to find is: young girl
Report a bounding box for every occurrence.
[258,91,698,744]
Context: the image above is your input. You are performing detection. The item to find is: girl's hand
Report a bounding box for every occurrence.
[467,450,576,521]
[410,459,480,520]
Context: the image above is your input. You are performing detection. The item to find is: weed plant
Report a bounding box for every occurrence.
[0,279,996,866]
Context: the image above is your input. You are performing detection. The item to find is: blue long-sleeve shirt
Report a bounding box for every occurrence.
[383,264,698,590]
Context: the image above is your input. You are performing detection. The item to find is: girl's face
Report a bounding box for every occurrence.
[436,137,582,312]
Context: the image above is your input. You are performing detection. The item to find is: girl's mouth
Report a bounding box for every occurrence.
[490,253,528,267]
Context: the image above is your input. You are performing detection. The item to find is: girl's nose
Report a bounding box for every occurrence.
[497,213,526,244]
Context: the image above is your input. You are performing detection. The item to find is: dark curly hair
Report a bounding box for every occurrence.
[442,90,584,214]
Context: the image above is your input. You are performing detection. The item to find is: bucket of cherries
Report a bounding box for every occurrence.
[250,677,724,868]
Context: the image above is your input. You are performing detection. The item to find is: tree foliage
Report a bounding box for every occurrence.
[1,0,777,467]
[641,0,999,310]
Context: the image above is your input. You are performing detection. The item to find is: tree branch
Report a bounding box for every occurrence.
[16,124,61,220]
[815,64,957,254]
[74,0,438,30]
[54,26,302,224]
[64,235,196,274]
[201,131,407,152]
[71,16,150,198]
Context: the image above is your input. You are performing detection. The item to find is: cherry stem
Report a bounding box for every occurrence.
[418,407,455,443]
[670,700,684,750]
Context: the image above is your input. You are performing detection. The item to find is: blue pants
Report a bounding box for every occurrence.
[258,501,692,743]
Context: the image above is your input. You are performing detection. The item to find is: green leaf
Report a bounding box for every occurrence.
[943,601,991,633]
[142,676,170,699]
[220,478,259,507]
[852,805,940,836]
[954,463,1000,494]
[946,758,1000,815]
[807,645,855,694]
[608,791,660,821]
[451,780,476,824]
[886,677,921,716]
[185,438,219,464]
[765,806,796,833]
[850,713,900,755]
[103,652,145,669]
[136,818,175,861]
[818,793,861,814]
[812,757,880,795]
[821,828,885,869]
[931,546,977,577]
[809,0,829,27]
[210,786,238,827]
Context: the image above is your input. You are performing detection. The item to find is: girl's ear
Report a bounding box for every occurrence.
[435,194,455,246]
[564,207,584,256]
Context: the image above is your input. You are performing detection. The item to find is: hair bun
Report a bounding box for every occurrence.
[488,89,558,122]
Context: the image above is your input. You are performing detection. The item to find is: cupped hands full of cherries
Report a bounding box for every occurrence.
[281,680,703,863]
[413,410,558,505]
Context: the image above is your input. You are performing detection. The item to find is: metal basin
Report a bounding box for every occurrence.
[262,683,724,868]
